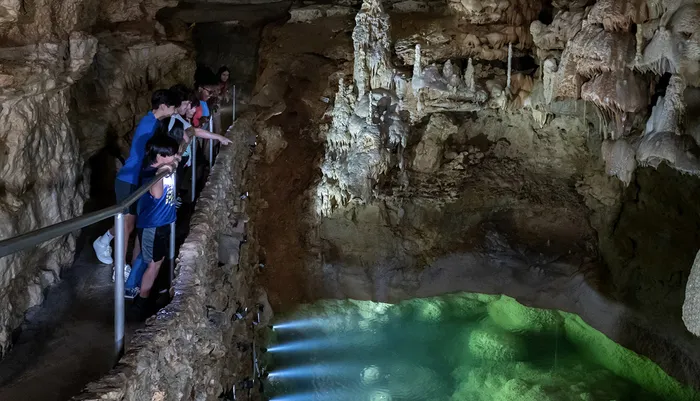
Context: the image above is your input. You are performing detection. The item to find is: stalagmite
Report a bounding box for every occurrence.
[412,44,423,92]
[464,58,475,93]
[543,58,557,105]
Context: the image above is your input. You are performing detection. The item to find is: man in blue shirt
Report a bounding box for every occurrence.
[93,89,178,274]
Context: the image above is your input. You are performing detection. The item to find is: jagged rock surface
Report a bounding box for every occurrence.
[0,33,98,356]
[71,32,194,159]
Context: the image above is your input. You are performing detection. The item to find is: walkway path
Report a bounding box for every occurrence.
[0,237,138,401]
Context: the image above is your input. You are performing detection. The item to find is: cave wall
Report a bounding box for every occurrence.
[0,0,193,356]
[71,33,195,163]
[192,22,263,97]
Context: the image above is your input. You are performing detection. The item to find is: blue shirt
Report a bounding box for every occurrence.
[116,112,159,185]
[200,100,210,117]
[136,166,177,228]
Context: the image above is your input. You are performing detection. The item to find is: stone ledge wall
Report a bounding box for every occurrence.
[72,114,264,401]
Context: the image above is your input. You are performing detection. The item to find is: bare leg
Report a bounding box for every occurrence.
[131,235,141,266]
[140,257,164,298]
[119,214,136,264]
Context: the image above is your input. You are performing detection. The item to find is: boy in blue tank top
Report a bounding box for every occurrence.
[128,134,179,319]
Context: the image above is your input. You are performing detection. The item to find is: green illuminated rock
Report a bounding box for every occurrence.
[563,314,696,401]
[487,295,563,334]
[451,360,645,401]
[467,322,528,362]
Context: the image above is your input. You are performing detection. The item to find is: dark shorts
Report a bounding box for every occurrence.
[115,179,138,215]
[138,225,172,263]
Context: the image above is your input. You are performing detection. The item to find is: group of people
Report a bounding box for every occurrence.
[92,82,232,320]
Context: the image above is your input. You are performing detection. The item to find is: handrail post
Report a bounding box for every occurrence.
[114,212,125,360]
[232,85,236,122]
[170,173,176,285]
[208,117,214,170]
[191,138,197,203]
[169,221,175,286]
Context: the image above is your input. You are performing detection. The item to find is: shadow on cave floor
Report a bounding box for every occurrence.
[0,145,214,401]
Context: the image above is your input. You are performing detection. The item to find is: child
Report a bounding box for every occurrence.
[127,133,179,320]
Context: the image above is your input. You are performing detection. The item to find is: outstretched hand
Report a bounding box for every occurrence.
[219,137,232,145]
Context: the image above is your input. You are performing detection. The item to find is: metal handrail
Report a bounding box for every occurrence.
[0,164,177,360]
[0,169,173,258]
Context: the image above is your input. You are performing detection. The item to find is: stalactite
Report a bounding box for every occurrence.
[635,23,643,65]
[412,44,423,115]
[506,42,512,94]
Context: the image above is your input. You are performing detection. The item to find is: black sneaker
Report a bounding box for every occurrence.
[127,296,149,322]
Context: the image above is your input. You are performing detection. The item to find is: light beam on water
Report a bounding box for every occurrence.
[267,363,359,380]
[268,392,316,401]
[272,318,325,331]
[268,338,337,353]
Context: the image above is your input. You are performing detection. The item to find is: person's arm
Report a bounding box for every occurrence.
[149,164,175,198]
[180,127,195,154]
[193,127,233,145]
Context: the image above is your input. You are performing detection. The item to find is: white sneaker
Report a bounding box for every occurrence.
[93,237,113,265]
[112,264,131,282]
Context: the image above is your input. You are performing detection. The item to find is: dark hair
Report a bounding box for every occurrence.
[167,118,186,144]
[169,84,193,106]
[194,64,218,88]
[151,89,179,109]
[143,130,179,168]
[187,90,199,105]
[217,66,230,79]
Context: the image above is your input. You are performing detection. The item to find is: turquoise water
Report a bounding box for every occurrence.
[264,294,699,401]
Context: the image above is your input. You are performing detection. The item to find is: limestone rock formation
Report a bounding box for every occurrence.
[316,0,410,216]
[639,3,700,86]
[71,33,194,159]
[0,33,97,356]
[258,124,288,164]
[352,0,393,98]
[412,113,458,173]
[530,10,585,60]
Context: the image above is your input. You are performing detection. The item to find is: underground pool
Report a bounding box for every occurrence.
[263,293,700,401]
